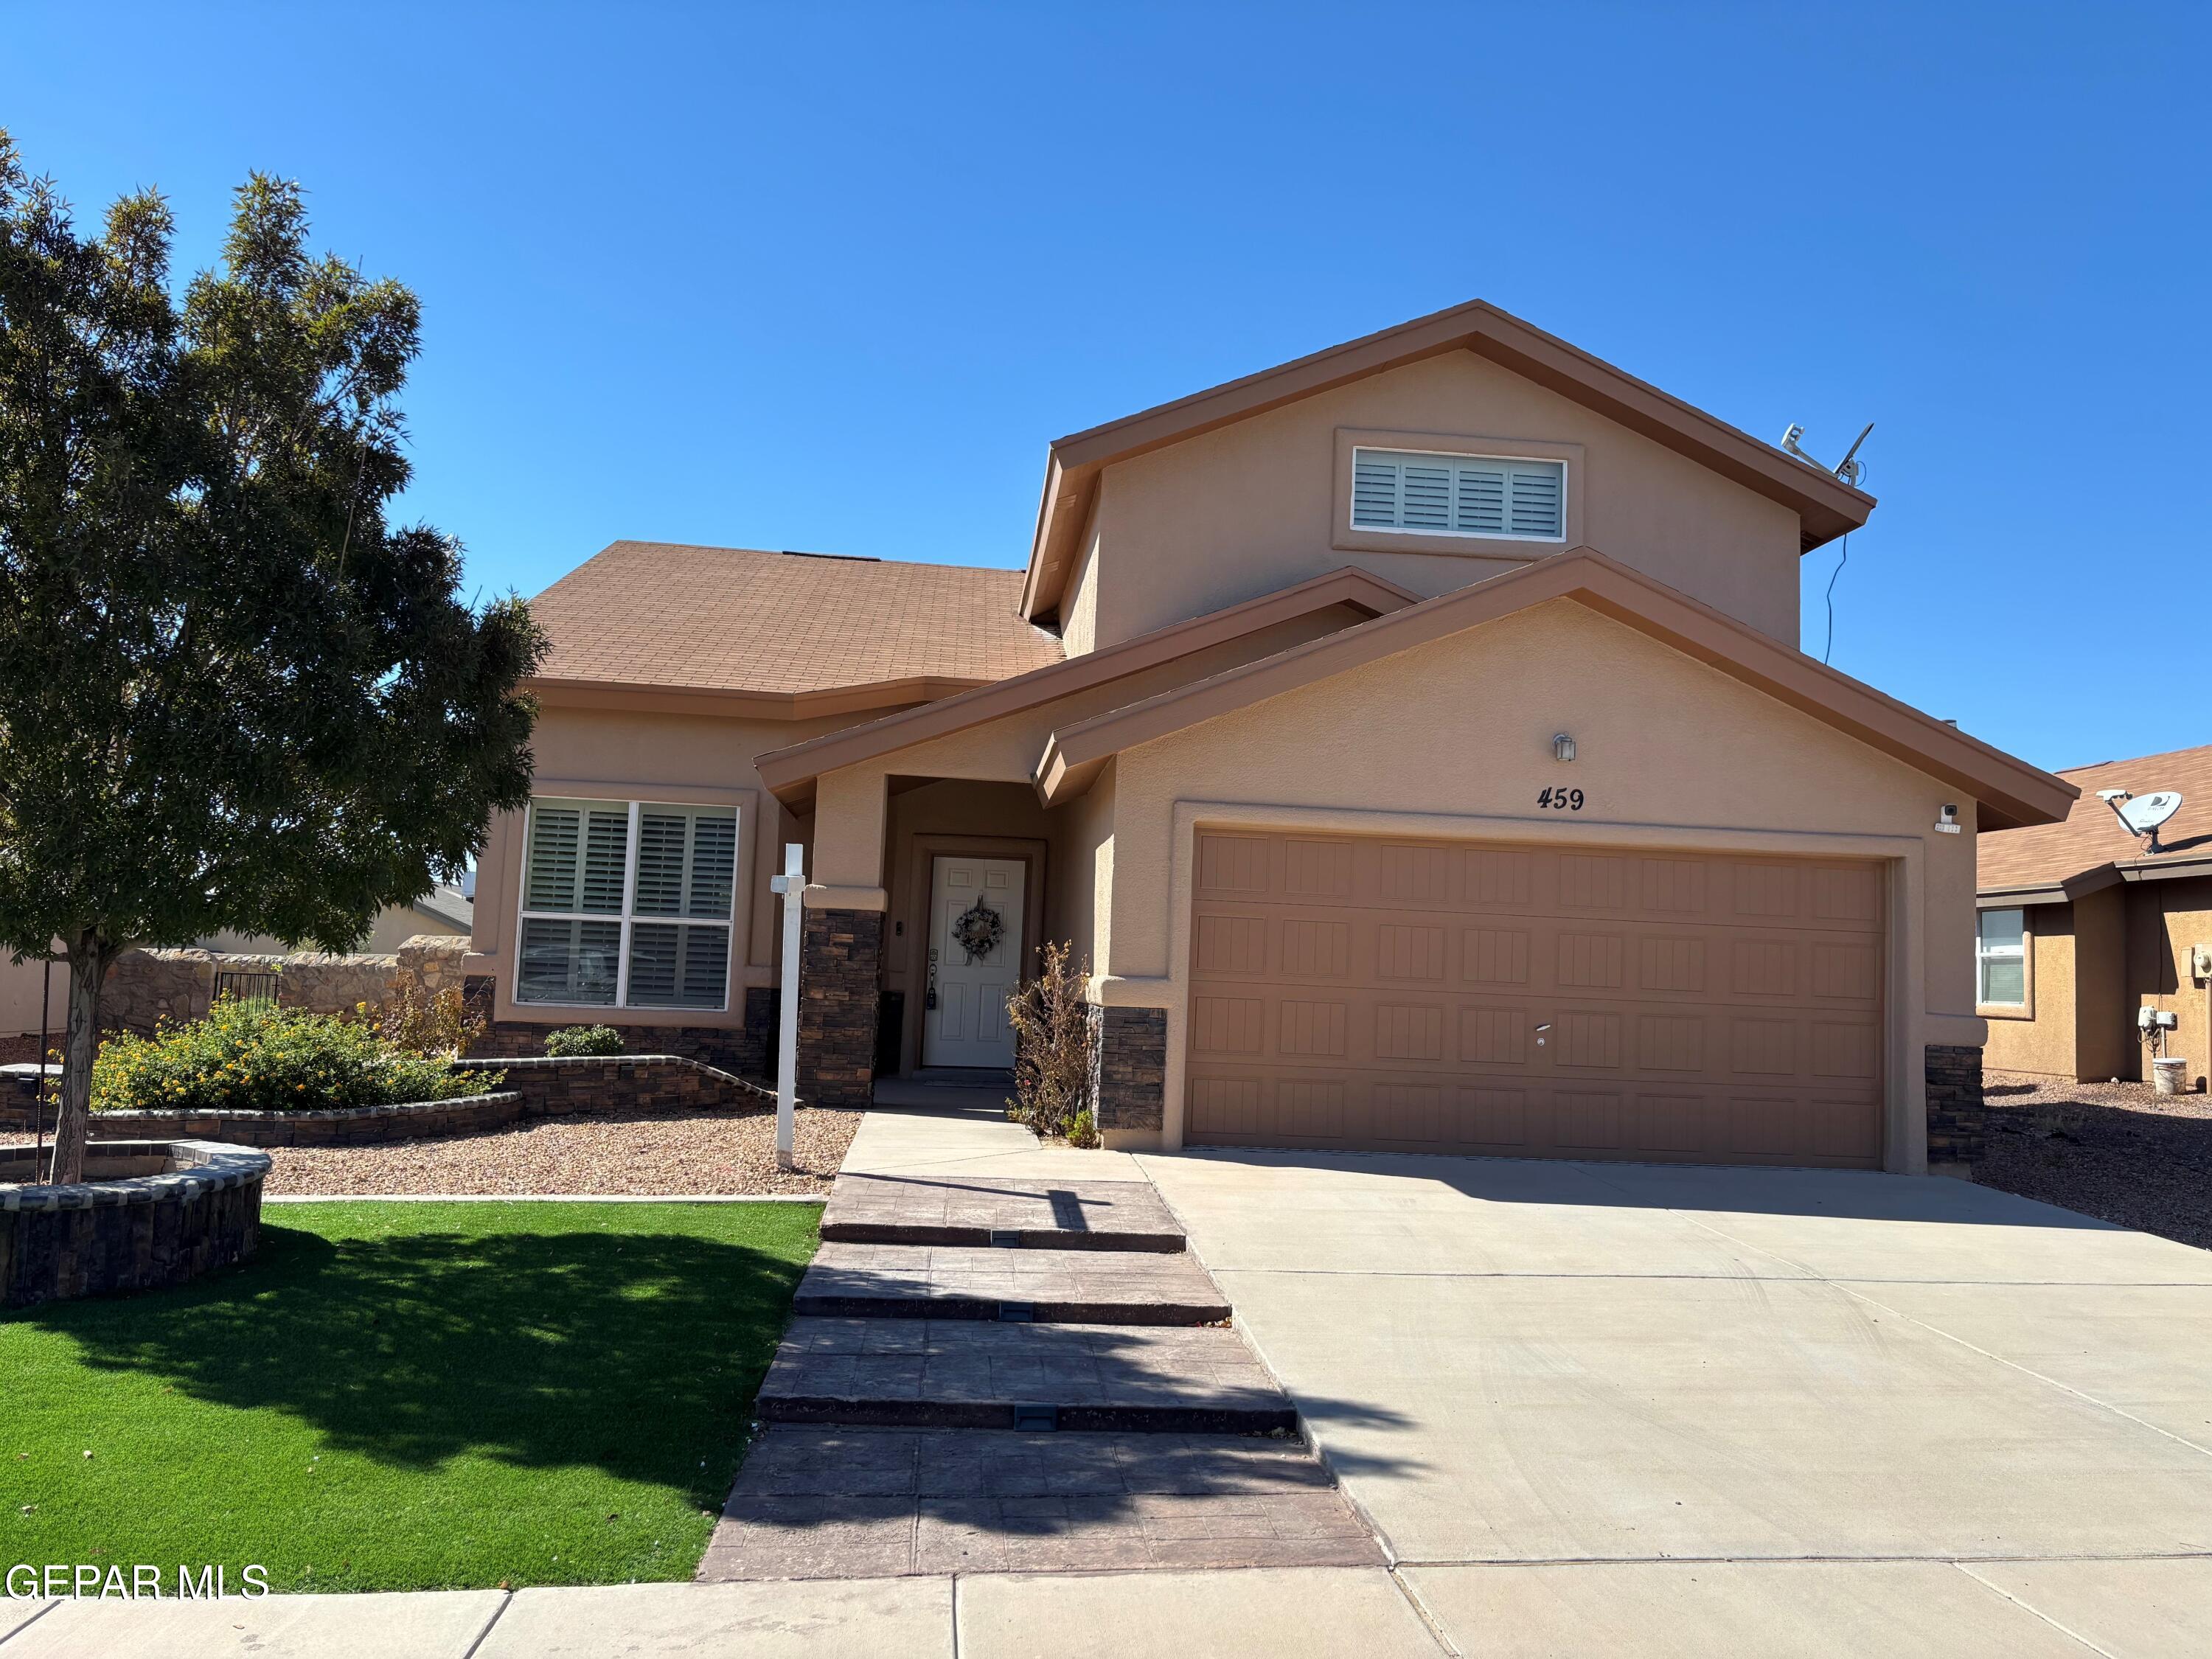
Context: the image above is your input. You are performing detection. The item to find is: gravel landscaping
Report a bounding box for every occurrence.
[1978,1070,2212,1251]
[8,1105,862,1197]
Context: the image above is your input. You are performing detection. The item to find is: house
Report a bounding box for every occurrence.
[468,299,2075,1171]
[1978,743,2212,1088]
[195,884,476,957]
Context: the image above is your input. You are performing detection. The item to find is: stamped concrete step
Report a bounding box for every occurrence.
[701,1426,1382,1579]
[819,1174,1184,1253]
[757,1318,1298,1434]
[793,1242,1231,1325]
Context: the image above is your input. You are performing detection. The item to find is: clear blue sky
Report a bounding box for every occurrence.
[10,2,2206,774]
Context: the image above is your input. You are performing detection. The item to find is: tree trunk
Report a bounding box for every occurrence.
[46,928,114,1186]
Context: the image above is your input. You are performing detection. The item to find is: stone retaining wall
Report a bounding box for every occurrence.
[5,1054,774,1144]
[470,1016,767,1080]
[76,1091,528,1148]
[1,1139,268,1310]
[449,1054,772,1116]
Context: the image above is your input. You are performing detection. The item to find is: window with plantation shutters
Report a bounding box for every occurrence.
[1350,448,1566,542]
[516,798,739,1010]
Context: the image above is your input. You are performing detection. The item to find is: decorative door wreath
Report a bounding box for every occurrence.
[951,896,1006,963]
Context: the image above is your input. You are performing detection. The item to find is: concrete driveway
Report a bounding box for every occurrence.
[1138,1150,2212,1655]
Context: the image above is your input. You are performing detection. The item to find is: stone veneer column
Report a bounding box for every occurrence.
[1095,1005,1167,1135]
[1924,1043,1986,1166]
[796,908,883,1110]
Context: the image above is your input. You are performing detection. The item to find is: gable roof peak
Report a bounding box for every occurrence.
[1021,299,1876,622]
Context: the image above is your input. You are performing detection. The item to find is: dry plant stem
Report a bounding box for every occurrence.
[1006,941,1097,1140]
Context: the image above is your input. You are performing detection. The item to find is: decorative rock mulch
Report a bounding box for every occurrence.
[1977,1071,2212,1251]
[252,1105,862,1197]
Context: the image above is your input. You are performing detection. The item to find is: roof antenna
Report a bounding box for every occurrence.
[1781,421,1874,487]
[1783,423,1875,665]
[2095,787,2185,856]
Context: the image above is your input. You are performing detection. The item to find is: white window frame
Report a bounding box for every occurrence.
[1977,908,2027,1009]
[515,796,738,1012]
[1347,445,1570,544]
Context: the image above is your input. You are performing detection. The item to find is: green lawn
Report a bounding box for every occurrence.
[1,1200,819,1592]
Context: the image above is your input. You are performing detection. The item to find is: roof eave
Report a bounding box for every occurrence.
[754,565,1424,797]
[1020,299,1877,621]
[527,673,991,722]
[1034,548,2070,830]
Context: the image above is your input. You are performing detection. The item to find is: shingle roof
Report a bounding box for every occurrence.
[1978,742,2212,894]
[532,542,1063,698]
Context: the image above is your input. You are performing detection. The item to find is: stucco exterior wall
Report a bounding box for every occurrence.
[1061,518,1103,658]
[1980,881,2205,1085]
[2073,885,2132,1080]
[1983,905,2075,1078]
[1082,352,1804,651]
[2129,875,2212,1090]
[1058,762,1117,984]
[807,609,1374,894]
[1095,598,1983,1170]
[476,705,849,1030]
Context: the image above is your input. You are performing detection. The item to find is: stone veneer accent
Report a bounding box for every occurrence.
[1,1139,268,1309]
[1925,1043,1986,1164]
[798,908,883,1111]
[1096,1006,1168,1133]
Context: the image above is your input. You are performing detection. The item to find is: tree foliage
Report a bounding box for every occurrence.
[0,131,545,1178]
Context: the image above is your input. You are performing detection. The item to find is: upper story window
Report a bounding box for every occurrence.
[517,798,738,1010]
[1351,448,1566,542]
[1977,908,2025,1007]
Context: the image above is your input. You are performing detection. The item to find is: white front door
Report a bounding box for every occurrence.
[923,855,1026,1068]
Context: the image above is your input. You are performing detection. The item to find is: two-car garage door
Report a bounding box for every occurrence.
[1184,831,1886,1168]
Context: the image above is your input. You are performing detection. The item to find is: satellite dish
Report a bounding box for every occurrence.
[2121,791,2184,834]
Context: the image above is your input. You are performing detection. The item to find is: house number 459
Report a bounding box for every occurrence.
[1536,787,1585,811]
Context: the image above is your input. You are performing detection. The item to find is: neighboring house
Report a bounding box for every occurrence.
[470,298,2075,1170]
[1978,744,2212,1087]
[197,885,475,958]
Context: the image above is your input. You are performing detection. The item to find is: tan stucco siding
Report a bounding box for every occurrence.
[1983,905,2076,1078]
[1084,352,1804,651]
[1061,516,1102,658]
[477,705,849,1027]
[2130,876,2212,1089]
[2073,886,2132,1079]
[1096,599,1981,1169]
[807,608,1377,893]
[1981,881,2208,1085]
[1058,761,1116,981]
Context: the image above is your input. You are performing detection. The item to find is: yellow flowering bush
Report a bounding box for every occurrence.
[92,995,498,1115]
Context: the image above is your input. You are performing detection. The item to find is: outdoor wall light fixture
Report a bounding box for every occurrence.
[1552,732,1576,762]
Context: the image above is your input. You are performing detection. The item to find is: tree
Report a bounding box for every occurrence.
[0,132,546,1182]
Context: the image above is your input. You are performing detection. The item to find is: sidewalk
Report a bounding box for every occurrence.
[0,1568,1447,1657]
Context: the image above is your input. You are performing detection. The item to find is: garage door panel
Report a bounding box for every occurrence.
[1186,832,1885,1168]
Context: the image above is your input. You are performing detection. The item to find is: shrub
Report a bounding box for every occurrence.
[1006,941,1098,1141]
[357,982,485,1058]
[545,1024,625,1058]
[91,995,496,1116]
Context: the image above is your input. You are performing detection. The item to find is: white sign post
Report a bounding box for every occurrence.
[768,843,806,1170]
